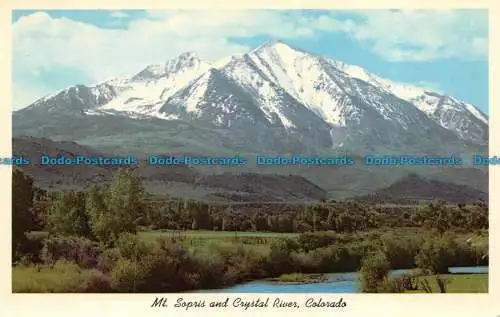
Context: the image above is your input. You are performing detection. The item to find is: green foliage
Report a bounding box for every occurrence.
[428,201,451,234]
[16,182,490,293]
[33,190,488,235]
[12,260,111,293]
[96,247,122,273]
[293,247,344,273]
[47,191,92,238]
[381,235,422,269]
[389,273,420,293]
[359,251,391,293]
[297,232,339,252]
[198,241,268,285]
[109,258,147,292]
[415,234,458,274]
[12,168,35,261]
[41,235,103,269]
[106,169,144,229]
[87,169,144,245]
[85,186,108,241]
[13,228,488,293]
[115,232,151,261]
[268,238,300,274]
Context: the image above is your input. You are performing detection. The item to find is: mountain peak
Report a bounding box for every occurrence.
[132,51,205,81]
[166,51,205,70]
[252,39,289,52]
[177,51,199,61]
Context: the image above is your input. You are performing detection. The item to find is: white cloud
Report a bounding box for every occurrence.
[11,10,488,109]
[12,10,334,108]
[340,10,488,62]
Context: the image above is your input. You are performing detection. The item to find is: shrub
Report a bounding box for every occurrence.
[80,269,113,292]
[359,251,390,293]
[137,238,206,292]
[415,234,458,274]
[297,232,338,252]
[16,234,45,265]
[115,232,151,261]
[41,235,103,269]
[389,273,420,293]
[96,248,121,273]
[12,260,111,293]
[382,235,422,269]
[109,258,147,292]
[47,191,92,238]
[190,252,227,288]
[267,238,300,275]
[197,241,268,286]
[303,247,340,273]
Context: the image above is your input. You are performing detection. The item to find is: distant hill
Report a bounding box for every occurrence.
[352,173,487,204]
[12,136,327,202]
[197,172,327,202]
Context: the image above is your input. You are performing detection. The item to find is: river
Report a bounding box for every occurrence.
[198,266,488,293]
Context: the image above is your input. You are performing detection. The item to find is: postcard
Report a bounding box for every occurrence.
[1,3,498,317]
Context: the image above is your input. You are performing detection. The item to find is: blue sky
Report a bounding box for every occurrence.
[12,9,488,114]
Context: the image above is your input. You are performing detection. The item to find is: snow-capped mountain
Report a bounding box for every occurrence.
[13,40,488,155]
[337,63,488,145]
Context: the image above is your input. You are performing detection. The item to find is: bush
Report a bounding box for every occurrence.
[415,234,458,274]
[297,232,338,252]
[16,234,45,265]
[190,252,227,288]
[300,247,341,273]
[196,241,268,286]
[382,235,422,269]
[115,232,151,261]
[80,269,113,292]
[109,258,147,292]
[96,248,122,273]
[267,238,300,275]
[41,236,103,269]
[137,238,208,292]
[103,237,207,293]
[12,260,111,293]
[359,251,390,293]
[389,272,420,293]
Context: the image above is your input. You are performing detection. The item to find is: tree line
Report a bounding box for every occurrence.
[21,170,488,240]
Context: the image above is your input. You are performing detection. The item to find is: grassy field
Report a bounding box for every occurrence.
[31,230,297,240]
[30,228,488,250]
[139,230,297,240]
[138,230,298,253]
[139,230,298,239]
[406,274,488,293]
